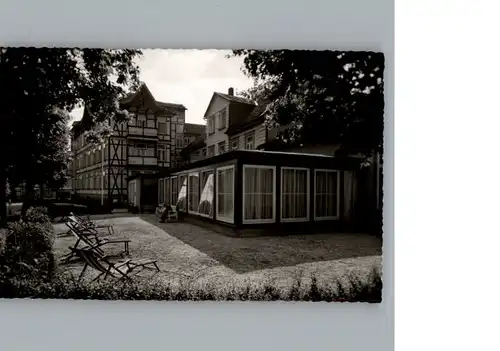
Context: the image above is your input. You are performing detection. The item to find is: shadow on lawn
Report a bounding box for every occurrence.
[141,215,382,274]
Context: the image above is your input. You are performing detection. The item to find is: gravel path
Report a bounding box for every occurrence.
[53,216,382,289]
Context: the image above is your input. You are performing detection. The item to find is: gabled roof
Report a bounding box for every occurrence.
[120,83,185,114]
[157,101,187,111]
[215,92,255,105]
[203,91,255,118]
[184,123,205,136]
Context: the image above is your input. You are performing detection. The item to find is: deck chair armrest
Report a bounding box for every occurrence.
[103,239,131,244]
[94,224,112,229]
[128,259,158,267]
[114,260,132,269]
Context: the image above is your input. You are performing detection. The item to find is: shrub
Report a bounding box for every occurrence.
[23,206,52,224]
[0,269,382,302]
[0,210,56,282]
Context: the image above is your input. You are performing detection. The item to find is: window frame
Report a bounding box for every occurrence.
[170,176,178,205]
[198,169,214,218]
[280,167,310,222]
[217,141,226,154]
[158,145,166,161]
[313,169,341,221]
[245,132,255,150]
[208,116,215,134]
[230,137,239,151]
[217,109,227,130]
[242,164,277,224]
[164,177,171,205]
[207,145,215,157]
[188,171,201,214]
[215,165,235,224]
[176,174,188,211]
[157,121,167,135]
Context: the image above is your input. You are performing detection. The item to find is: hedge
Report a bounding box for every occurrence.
[0,269,382,302]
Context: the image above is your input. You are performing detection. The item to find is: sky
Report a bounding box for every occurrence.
[70,49,254,125]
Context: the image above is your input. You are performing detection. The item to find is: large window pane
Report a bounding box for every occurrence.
[170,177,178,206]
[281,168,309,221]
[314,170,339,219]
[199,171,214,217]
[177,175,187,211]
[243,166,275,223]
[216,166,234,223]
[188,172,200,213]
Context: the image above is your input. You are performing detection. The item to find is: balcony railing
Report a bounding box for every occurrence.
[128,156,158,166]
[128,126,158,138]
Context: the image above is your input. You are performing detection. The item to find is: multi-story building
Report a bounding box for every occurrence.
[70,83,187,207]
[183,123,205,148]
[179,87,382,223]
[181,87,272,162]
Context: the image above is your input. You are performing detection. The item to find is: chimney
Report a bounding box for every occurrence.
[228,87,234,96]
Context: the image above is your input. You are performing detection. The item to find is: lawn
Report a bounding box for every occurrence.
[53,216,382,291]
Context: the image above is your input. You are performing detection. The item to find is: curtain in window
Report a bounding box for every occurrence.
[244,167,275,221]
[199,172,214,216]
[282,169,308,220]
[315,171,338,218]
[188,173,200,212]
[217,167,234,221]
[177,175,187,211]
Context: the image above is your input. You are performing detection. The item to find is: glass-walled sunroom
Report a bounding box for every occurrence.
[156,150,362,229]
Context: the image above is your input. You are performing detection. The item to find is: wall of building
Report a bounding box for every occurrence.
[205,96,230,153]
[229,123,267,151]
[72,106,187,206]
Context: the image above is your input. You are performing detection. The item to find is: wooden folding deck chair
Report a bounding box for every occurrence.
[70,212,115,235]
[159,205,179,222]
[61,221,130,264]
[74,248,160,282]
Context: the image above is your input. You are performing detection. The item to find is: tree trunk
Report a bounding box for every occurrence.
[40,182,45,200]
[21,179,35,217]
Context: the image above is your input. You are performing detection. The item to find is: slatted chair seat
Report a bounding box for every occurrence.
[60,221,130,264]
[70,212,115,235]
[74,248,160,282]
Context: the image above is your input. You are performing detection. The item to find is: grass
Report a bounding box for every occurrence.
[53,216,382,295]
[142,214,382,273]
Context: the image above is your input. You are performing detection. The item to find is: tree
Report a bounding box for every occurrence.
[236,79,274,105]
[0,48,142,225]
[231,50,385,158]
[7,108,72,209]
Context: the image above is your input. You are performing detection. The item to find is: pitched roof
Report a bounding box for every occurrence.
[215,92,255,105]
[184,123,205,136]
[120,83,186,113]
[157,101,187,111]
[203,91,256,117]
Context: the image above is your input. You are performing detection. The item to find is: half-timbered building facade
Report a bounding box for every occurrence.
[70,83,187,208]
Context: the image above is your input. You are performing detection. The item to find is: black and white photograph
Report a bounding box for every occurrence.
[0,48,384,302]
